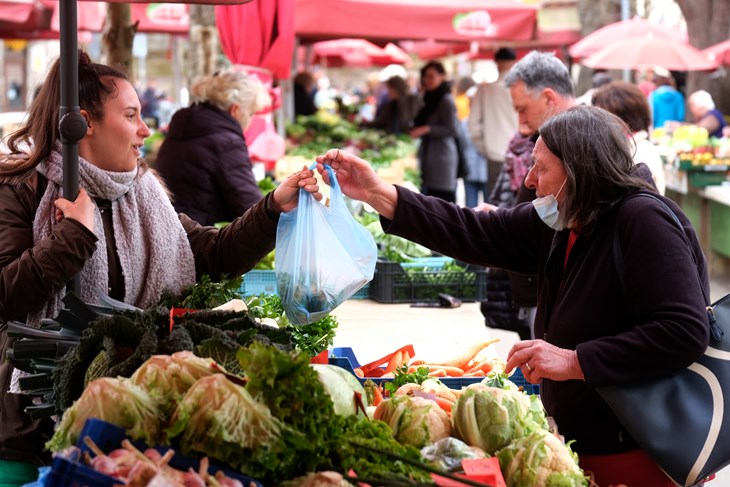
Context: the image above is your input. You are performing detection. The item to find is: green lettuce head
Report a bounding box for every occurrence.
[496,430,589,487]
[451,384,548,454]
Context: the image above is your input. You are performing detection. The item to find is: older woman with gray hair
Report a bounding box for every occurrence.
[156,70,271,226]
[315,106,709,486]
[687,89,727,139]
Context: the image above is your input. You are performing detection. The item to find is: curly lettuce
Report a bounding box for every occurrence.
[166,374,284,469]
[46,377,164,452]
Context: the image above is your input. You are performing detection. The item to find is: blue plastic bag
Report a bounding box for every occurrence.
[275,163,377,324]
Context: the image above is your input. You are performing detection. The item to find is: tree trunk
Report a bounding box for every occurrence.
[185,5,220,85]
[575,0,629,95]
[101,3,137,78]
[675,0,730,117]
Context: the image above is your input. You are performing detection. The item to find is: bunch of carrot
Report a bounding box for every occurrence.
[353,340,500,380]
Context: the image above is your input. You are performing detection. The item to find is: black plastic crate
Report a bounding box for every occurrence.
[368,260,487,303]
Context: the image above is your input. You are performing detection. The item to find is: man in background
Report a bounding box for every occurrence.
[467,47,519,196]
[478,50,576,340]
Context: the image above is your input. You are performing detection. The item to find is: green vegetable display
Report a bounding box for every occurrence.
[245,294,338,357]
[237,343,430,484]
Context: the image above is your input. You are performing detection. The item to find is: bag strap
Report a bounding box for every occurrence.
[611,192,723,341]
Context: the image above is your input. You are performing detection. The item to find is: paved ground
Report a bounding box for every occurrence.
[330,273,730,485]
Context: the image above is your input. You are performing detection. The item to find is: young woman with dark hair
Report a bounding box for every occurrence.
[0,52,320,485]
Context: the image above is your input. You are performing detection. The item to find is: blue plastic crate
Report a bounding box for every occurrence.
[329,346,539,395]
[46,418,262,487]
[240,270,278,296]
[239,270,371,300]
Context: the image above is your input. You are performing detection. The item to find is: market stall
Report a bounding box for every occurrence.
[655,125,730,275]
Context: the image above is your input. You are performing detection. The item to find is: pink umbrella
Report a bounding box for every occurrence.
[381,43,412,67]
[703,39,730,67]
[569,16,687,59]
[582,35,718,71]
[310,38,408,68]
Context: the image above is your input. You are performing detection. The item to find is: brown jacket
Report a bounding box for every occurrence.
[0,169,279,464]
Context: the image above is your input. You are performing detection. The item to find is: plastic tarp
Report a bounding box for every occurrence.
[215,0,295,80]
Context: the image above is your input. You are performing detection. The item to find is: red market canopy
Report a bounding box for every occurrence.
[50,2,190,34]
[569,16,687,60]
[294,0,538,44]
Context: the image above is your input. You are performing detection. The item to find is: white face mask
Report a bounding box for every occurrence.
[532,178,568,230]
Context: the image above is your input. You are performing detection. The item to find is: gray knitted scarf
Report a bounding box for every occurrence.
[31,146,197,323]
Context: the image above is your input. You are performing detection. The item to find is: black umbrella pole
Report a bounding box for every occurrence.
[59,0,88,295]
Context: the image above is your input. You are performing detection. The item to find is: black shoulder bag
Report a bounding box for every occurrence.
[599,192,730,486]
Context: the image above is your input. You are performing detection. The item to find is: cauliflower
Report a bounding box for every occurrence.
[374,395,451,448]
[496,430,589,487]
[451,384,548,454]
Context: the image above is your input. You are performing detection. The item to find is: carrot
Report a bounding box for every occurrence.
[372,385,384,406]
[419,364,465,377]
[464,361,493,375]
[360,345,416,376]
[354,368,365,378]
[433,397,454,414]
[368,368,385,377]
[428,369,447,377]
[463,370,487,377]
[384,351,403,374]
[402,351,411,367]
[410,359,425,366]
[432,339,501,369]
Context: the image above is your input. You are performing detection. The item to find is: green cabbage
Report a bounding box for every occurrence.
[451,384,548,454]
[130,351,222,415]
[496,430,589,487]
[46,377,164,452]
[166,374,284,469]
[374,395,451,448]
[310,364,368,416]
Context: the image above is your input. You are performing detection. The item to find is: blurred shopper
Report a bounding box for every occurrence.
[361,75,420,135]
[575,70,613,106]
[650,67,685,128]
[468,47,518,196]
[156,70,271,226]
[454,76,476,121]
[293,71,317,117]
[687,89,727,139]
[592,81,666,195]
[410,61,460,202]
